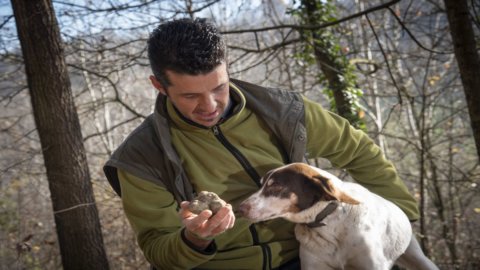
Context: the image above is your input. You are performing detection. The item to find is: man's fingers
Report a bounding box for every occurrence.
[181,202,235,238]
[206,204,234,234]
[223,204,235,229]
[210,215,232,235]
[179,201,192,219]
[227,212,235,229]
[186,210,212,227]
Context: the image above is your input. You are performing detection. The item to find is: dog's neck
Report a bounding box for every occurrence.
[283,200,345,226]
[305,201,339,228]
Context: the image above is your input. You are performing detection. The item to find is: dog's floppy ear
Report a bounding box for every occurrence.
[312,175,360,205]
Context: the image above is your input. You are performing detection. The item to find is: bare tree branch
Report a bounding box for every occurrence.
[229,38,301,53]
[68,63,147,119]
[0,15,13,30]
[222,0,401,34]
[53,0,221,15]
[387,7,453,54]
[365,14,404,104]
[83,116,140,142]
[53,0,161,13]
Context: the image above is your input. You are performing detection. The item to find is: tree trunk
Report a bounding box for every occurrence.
[10,1,110,269]
[302,0,363,128]
[443,0,480,161]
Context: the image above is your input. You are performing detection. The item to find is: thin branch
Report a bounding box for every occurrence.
[0,156,35,175]
[222,0,400,34]
[53,0,221,15]
[68,64,147,119]
[53,202,96,215]
[229,38,301,53]
[387,7,453,54]
[69,38,147,54]
[365,14,404,105]
[230,44,285,75]
[83,116,140,142]
[254,32,261,51]
[52,0,160,13]
[0,15,13,30]
[0,86,28,105]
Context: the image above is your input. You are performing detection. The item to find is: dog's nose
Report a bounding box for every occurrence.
[237,202,251,217]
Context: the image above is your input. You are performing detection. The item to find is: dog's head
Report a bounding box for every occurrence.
[238,163,359,223]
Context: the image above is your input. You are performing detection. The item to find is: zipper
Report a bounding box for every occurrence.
[213,125,271,269]
[249,224,271,270]
[212,125,261,186]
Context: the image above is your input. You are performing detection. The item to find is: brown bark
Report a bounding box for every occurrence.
[10,0,110,269]
[443,0,480,161]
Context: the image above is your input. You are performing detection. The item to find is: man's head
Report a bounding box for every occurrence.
[147,18,227,89]
[148,18,230,127]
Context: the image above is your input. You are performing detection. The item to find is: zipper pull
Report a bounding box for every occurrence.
[212,125,219,135]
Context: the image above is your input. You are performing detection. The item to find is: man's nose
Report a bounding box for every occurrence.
[200,95,217,111]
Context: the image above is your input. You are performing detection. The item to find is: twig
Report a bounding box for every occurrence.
[228,38,301,53]
[365,14,403,105]
[0,15,13,30]
[68,64,147,119]
[53,202,96,215]
[83,116,140,142]
[387,7,453,54]
[222,0,401,34]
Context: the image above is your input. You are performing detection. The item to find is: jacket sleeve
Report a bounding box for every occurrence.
[118,169,216,269]
[303,96,420,221]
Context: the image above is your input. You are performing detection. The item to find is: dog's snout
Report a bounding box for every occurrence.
[238,202,251,217]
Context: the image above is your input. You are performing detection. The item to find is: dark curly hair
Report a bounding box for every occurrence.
[147,18,226,88]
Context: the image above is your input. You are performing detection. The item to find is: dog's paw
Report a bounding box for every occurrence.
[188,191,226,214]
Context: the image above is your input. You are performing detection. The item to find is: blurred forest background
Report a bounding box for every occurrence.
[1,0,479,269]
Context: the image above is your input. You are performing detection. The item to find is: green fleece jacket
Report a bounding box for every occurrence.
[110,80,419,270]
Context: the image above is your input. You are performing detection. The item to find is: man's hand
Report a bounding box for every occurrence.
[179,201,235,249]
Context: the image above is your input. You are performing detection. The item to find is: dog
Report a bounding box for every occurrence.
[238,163,439,270]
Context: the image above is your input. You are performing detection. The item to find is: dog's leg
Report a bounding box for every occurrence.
[395,235,439,270]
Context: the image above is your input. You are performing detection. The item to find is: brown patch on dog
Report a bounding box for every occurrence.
[312,175,360,205]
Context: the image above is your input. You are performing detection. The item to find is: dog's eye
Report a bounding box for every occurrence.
[261,171,274,185]
[260,177,266,184]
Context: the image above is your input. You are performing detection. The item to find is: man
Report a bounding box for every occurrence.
[103,18,420,269]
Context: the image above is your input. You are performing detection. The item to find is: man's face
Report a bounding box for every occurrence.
[150,62,230,127]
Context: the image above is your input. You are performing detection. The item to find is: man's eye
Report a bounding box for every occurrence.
[183,95,197,99]
[214,85,228,94]
[214,87,225,93]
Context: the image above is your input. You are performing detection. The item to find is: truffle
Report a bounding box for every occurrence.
[188,191,226,214]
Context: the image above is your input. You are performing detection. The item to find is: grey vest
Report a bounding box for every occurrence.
[103,79,307,203]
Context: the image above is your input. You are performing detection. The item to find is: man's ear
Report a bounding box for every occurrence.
[312,175,360,205]
[149,75,167,95]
